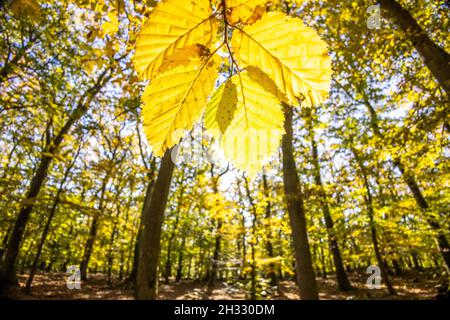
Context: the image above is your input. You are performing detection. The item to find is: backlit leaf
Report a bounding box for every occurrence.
[231,12,331,106]
[133,0,218,80]
[206,72,285,176]
[141,48,221,156]
[205,79,238,134]
[226,0,268,25]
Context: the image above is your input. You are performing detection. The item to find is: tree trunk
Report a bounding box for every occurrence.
[367,200,396,295]
[163,171,185,284]
[25,143,81,290]
[0,154,52,295]
[107,218,119,285]
[80,214,100,281]
[175,235,186,282]
[351,148,396,295]
[378,0,450,94]
[281,105,319,300]
[208,220,222,287]
[129,170,155,286]
[0,226,12,260]
[80,168,111,281]
[207,164,228,292]
[261,170,277,286]
[243,175,258,300]
[240,208,247,280]
[136,148,175,299]
[308,123,353,291]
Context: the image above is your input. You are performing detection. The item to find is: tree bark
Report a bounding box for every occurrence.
[281,105,319,300]
[378,0,450,94]
[129,169,156,286]
[136,148,175,300]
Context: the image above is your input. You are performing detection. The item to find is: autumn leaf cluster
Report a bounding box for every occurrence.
[133,0,332,174]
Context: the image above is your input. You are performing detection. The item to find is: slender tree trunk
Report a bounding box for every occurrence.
[208,220,222,287]
[175,234,186,282]
[187,254,192,279]
[80,214,100,281]
[128,225,141,286]
[0,226,12,259]
[136,148,175,300]
[163,172,185,284]
[80,169,110,281]
[112,180,134,283]
[378,0,450,94]
[243,175,258,300]
[281,105,319,300]
[25,143,81,290]
[207,164,228,292]
[106,181,127,285]
[351,148,396,295]
[107,218,119,285]
[163,233,175,284]
[261,170,277,286]
[308,123,353,291]
[240,208,247,280]
[367,201,396,295]
[318,240,327,279]
[392,259,403,276]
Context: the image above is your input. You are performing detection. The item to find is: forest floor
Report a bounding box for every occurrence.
[6,270,445,300]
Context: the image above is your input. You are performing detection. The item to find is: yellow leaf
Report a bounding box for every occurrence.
[157,44,212,75]
[141,47,221,156]
[102,12,119,36]
[231,12,331,106]
[245,65,287,102]
[226,0,267,25]
[83,60,97,73]
[133,0,218,81]
[205,79,238,134]
[206,72,285,176]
